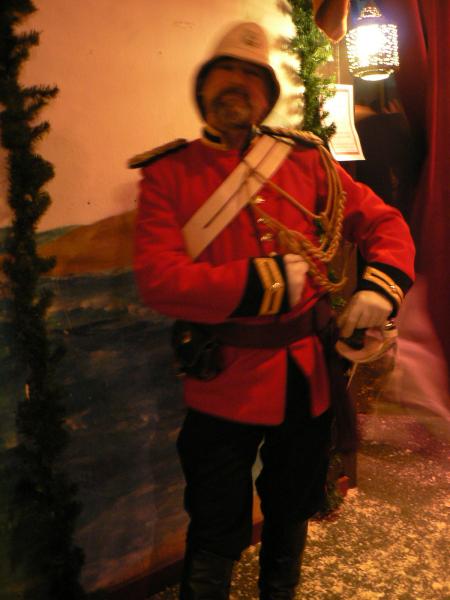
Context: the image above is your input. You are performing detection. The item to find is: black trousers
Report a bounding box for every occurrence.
[176,356,332,560]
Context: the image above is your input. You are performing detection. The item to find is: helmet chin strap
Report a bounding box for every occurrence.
[335,321,398,388]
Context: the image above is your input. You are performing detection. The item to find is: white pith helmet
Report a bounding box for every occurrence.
[194,22,280,121]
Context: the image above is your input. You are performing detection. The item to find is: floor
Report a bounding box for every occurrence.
[149,397,449,600]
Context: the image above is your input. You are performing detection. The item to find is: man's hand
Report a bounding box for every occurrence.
[283,254,308,308]
[337,290,393,339]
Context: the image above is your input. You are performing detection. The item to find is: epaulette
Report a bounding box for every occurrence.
[127,138,188,169]
[258,125,323,147]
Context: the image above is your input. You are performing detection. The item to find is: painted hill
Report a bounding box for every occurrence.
[38,210,136,276]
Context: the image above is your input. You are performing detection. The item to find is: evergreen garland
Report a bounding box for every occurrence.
[0,1,85,598]
[288,0,336,143]
[288,0,348,516]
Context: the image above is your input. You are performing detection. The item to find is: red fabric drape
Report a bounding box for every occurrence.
[380,0,428,139]
[416,1,450,366]
[381,0,450,366]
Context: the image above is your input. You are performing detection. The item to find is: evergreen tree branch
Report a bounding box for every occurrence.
[0,1,86,598]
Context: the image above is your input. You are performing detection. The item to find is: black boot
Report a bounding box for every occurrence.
[258,520,308,600]
[179,548,234,600]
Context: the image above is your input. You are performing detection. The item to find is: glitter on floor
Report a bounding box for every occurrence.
[149,407,450,600]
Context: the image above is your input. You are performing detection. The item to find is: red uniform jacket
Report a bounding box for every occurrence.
[134,131,415,424]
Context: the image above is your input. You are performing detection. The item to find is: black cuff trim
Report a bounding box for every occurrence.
[230,260,264,317]
[357,262,413,318]
[368,262,413,295]
[230,256,289,317]
[274,255,290,314]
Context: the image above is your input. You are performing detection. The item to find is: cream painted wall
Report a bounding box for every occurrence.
[0,0,300,232]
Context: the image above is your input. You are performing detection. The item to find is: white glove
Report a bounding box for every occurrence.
[283,254,309,308]
[337,290,393,339]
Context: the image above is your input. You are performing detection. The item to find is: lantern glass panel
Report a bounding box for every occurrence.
[346,22,399,81]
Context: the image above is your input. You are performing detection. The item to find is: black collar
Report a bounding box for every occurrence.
[201,125,258,153]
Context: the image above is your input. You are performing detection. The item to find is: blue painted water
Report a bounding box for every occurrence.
[0,269,188,591]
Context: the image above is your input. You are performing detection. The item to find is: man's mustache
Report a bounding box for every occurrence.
[212,86,251,108]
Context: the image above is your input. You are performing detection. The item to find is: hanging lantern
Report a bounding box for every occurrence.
[345,1,399,81]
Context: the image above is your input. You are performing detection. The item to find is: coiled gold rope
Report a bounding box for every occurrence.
[245,144,352,293]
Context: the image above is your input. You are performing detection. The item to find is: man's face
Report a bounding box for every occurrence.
[201,57,270,132]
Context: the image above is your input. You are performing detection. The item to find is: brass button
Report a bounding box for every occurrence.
[181,331,192,344]
[257,217,266,224]
[253,196,265,204]
[260,233,274,242]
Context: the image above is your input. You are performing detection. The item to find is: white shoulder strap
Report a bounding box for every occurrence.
[182,135,294,259]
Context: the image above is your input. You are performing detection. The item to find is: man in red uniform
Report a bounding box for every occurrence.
[133,22,415,600]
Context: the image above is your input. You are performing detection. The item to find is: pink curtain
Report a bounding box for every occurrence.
[381,0,450,367]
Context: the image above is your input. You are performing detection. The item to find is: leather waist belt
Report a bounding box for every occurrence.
[207,298,332,349]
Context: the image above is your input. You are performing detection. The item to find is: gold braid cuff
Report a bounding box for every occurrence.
[363,266,405,309]
[254,258,285,315]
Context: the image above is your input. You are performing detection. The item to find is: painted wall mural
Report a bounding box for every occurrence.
[0,211,188,592]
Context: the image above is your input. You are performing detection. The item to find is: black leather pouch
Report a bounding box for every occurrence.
[171,320,223,381]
